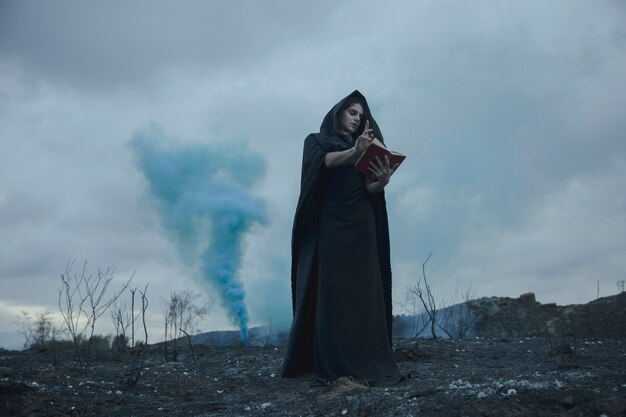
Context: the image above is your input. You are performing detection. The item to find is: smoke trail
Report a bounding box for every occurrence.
[129,123,267,343]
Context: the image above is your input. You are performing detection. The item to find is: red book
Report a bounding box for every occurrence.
[354,138,406,178]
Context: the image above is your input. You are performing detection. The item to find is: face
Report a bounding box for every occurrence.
[338,103,364,136]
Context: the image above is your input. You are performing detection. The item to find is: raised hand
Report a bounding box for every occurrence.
[355,120,375,153]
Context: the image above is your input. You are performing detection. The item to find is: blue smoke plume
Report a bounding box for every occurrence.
[129,124,268,344]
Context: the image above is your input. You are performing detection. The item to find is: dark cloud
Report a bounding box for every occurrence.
[0,0,337,89]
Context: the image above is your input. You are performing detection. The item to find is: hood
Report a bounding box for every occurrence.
[319,90,384,144]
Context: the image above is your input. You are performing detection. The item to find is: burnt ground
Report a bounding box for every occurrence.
[1,337,625,417]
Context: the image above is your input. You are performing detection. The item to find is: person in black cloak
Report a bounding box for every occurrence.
[281,90,401,385]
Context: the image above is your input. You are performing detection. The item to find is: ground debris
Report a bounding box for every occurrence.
[317,376,369,401]
[549,343,575,357]
[0,338,624,416]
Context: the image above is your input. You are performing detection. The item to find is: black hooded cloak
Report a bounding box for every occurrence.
[281,91,400,385]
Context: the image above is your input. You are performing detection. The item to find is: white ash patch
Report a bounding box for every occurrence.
[444,377,567,399]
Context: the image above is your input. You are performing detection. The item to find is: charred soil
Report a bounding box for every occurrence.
[1,337,625,416]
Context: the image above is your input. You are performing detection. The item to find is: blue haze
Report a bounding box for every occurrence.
[129,124,268,343]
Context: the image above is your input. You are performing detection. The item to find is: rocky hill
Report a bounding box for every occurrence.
[468,292,626,339]
[393,292,626,340]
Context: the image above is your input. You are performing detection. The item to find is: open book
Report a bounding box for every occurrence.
[354,138,406,178]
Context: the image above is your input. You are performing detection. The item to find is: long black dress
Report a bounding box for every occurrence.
[281,91,400,385]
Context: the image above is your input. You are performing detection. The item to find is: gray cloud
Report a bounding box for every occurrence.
[0,0,338,90]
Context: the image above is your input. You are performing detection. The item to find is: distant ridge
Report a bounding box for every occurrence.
[393,292,626,339]
[190,325,288,347]
[189,292,626,346]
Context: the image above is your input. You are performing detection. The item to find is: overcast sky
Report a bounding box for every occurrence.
[1,0,625,348]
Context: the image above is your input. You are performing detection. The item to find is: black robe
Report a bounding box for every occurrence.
[281,91,400,385]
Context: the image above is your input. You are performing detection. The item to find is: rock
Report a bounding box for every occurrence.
[518,293,536,305]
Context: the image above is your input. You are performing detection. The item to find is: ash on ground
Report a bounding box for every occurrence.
[2,336,625,416]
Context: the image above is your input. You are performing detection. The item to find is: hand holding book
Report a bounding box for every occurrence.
[367,154,399,184]
[354,137,406,180]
